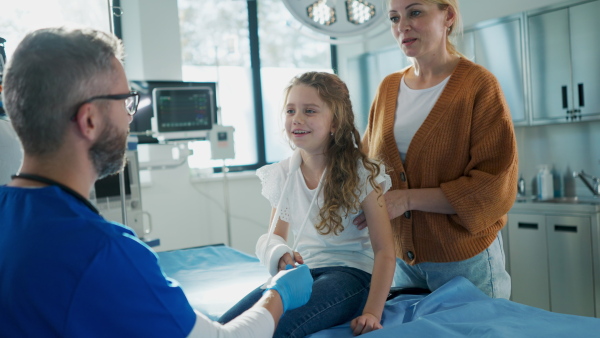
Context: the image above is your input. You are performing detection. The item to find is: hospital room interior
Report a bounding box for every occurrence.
[1,0,600,335]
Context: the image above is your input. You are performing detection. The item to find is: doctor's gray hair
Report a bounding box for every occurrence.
[2,27,124,156]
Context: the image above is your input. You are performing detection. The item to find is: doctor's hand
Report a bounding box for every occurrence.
[353,190,409,230]
[278,251,304,272]
[264,264,313,312]
[350,312,382,336]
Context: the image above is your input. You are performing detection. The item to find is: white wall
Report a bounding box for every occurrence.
[120,0,182,81]
[140,163,271,254]
[460,0,566,26]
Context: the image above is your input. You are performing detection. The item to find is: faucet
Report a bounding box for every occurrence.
[573,171,600,197]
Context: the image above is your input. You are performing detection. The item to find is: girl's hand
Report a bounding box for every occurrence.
[278,251,304,271]
[350,312,382,336]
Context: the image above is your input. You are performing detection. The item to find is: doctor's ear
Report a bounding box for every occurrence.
[72,102,103,142]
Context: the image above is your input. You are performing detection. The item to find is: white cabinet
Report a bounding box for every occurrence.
[508,211,598,317]
[528,0,600,123]
[546,215,594,316]
[458,16,527,125]
[507,213,550,310]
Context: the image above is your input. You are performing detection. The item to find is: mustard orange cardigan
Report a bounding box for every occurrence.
[363,58,518,264]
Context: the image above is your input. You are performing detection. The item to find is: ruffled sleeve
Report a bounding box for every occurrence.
[358,161,391,203]
[256,159,292,223]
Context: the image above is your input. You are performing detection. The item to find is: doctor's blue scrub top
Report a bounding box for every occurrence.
[0,185,196,337]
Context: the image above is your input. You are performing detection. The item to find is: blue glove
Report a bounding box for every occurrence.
[264,264,313,312]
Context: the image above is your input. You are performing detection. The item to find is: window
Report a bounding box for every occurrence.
[178,0,256,169]
[177,0,333,170]
[0,0,111,117]
[257,0,333,163]
[0,0,111,61]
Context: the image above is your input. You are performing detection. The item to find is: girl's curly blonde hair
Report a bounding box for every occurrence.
[283,71,383,235]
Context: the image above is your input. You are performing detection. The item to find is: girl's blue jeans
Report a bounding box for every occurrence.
[218,266,371,338]
[394,232,511,299]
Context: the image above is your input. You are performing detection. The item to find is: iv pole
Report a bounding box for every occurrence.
[108,0,128,226]
[215,45,233,247]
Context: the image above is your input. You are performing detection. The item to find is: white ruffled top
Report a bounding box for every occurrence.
[255,149,391,275]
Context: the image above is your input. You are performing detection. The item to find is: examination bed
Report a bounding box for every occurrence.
[157,244,600,337]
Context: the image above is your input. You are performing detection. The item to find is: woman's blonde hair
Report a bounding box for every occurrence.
[283,72,382,235]
[427,0,463,56]
[388,0,464,57]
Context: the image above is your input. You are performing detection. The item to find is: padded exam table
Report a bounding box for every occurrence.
[158,245,600,337]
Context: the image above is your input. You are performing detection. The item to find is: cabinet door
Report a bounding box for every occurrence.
[474,19,526,124]
[569,0,600,118]
[528,8,573,122]
[507,213,550,310]
[457,30,475,61]
[546,215,594,317]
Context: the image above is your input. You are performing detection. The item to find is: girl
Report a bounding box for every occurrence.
[218,72,396,337]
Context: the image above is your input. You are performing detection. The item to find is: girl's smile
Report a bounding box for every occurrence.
[284,84,334,155]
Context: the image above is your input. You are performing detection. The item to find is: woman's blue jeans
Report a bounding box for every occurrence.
[394,232,511,299]
[218,266,371,338]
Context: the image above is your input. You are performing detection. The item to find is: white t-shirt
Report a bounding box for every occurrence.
[394,75,450,161]
[256,154,391,274]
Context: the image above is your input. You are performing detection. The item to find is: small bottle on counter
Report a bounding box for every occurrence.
[563,165,576,198]
[517,174,526,197]
[537,165,554,200]
[552,165,562,198]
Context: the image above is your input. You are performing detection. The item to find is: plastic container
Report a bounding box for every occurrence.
[517,174,526,196]
[552,165,562,198]
[537,165,554,200]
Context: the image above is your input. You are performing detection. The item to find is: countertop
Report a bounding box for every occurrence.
[511,196,600,214]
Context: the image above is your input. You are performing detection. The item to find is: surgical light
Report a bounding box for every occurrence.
[282,0,386,41]
[307,0,336,26]
[346,0,376,25]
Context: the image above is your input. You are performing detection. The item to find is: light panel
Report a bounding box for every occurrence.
[346,0,376,25]
[307,0,336,26]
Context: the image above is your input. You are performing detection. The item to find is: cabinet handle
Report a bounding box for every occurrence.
[518,222,538,229]
[561,85,568,109]
[578,83,584,107]
[554,225,577,233]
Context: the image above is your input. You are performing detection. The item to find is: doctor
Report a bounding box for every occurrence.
[0,27,312,337]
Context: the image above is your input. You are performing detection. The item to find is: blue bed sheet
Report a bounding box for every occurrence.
[158,245,600,337]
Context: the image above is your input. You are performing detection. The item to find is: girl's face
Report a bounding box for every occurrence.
[284,84,335,155]
[388,0,454,60]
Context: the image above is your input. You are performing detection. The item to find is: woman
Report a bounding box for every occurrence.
[353,0,518,298]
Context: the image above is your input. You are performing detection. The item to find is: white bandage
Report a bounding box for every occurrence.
[256,233,293,276]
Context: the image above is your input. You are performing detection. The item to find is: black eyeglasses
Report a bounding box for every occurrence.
[73,91,140,120]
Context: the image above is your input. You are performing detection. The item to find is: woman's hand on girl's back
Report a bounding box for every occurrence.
[353,190,409,230]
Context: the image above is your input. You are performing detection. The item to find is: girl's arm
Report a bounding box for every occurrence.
[269,208,304,271]
[270,208,290,241]
[351,185,396,335]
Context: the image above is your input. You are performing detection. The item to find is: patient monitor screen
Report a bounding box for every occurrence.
[153,87,213,133]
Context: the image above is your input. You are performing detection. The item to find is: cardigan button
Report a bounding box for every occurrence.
[400,172,406,182]
[407,251,415,260]
[404,211,411,219]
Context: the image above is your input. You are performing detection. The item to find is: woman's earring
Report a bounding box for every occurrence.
[330,132,334,136]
